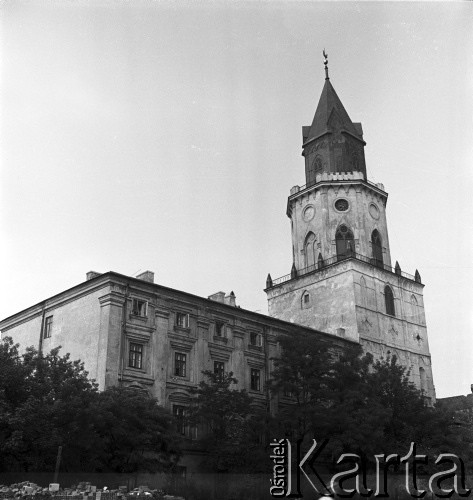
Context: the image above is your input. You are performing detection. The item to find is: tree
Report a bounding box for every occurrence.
[91,386,181,473]
[0,338,181,473]
[189,370,261,471]
[0,342,99,472]
[321,346,390,460]
[268,330,332,442]
[267,331,457,469]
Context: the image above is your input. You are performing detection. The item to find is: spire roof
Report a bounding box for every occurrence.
[305,79,361,144]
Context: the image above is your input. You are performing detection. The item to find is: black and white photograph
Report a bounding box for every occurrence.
[1,1,472,498]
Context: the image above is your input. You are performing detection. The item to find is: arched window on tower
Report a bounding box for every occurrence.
[301,290,310,309]
[304,232,316,271]
[335,225,354,261]
[384,285,395,316]
[371,230,383,269]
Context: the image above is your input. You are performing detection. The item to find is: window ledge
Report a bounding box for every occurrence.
[129,314,148,321]
[248,344,262,351]
[213,335,228,343]
[175,326,191,333]
[126,366,145,373]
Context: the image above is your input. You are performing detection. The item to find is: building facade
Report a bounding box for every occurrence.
[265,65,435,402]
[0,269,352,466]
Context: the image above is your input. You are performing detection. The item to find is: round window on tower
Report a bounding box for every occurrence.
[335,199,349,212]
[302,205,315,222]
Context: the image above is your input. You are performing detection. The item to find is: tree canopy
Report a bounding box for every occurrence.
[0,337,180,473]
[188,370,266,472]
[269,331,468,469]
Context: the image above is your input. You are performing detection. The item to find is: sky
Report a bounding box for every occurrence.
[1,1,472,398]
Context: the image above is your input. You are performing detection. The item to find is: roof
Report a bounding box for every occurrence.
[0,271,357,347]
[305,79,362,143]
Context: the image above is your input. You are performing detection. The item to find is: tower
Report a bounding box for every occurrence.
[265,54,435,402]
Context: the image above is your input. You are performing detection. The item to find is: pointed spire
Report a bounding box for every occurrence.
[291,263,297,279]
[323,49,329,80]
[415,269,422,284]
[395,261,401,275]
[266,274,273,289]
[305,79,360,143]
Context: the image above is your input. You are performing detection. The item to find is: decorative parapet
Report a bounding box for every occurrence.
[289,172,385,196]
[316,171,365,182]
[266,252,421,290]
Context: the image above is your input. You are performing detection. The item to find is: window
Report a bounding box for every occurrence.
[129,343,143,369]
[304,232,316,270]
[176,312,189,329]
[335,199,349,212]
[371,230,383,268]
[173,405,186,435]
[335,225,354,260]
[250,368,261,391]
[384,285,395,316]
[214,361,225,378]
[301,291,310,309]
[250,332,262,347]
[175,352,187,377]
[215,322,225,337]
[132,299,147,317]
[43,316,53,339]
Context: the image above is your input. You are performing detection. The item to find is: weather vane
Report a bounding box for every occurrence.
[323,49,329,80]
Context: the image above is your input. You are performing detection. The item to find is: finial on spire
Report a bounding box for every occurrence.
[323,49,329,80]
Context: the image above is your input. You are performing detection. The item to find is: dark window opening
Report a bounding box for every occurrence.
[132,299,147,317]
[173,405,186,435]
[176,312,189,328]
[384,285,395,317]
[215,322,225,337]
[250,332,262,347]
[250,368,261,391]
[371,230,383,268]
[129,343,143,369]
[175,352,187,377]
[214,361,224,378]
[335,225,355,261]
[44,316,53,339]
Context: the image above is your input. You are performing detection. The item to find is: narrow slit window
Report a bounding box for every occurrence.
[384,285,395,316]
[371,230,383,268]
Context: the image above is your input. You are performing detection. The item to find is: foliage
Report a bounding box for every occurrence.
[0,337,180,473]
[268,331,468,469]
[92,386,181,473]
[188,370,265,472]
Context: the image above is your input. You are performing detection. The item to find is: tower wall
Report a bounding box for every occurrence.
[267,260,359,342]
[267,259,435,401]
[289,175,391,271]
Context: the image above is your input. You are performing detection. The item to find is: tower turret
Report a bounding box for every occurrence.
[302,52,367,185]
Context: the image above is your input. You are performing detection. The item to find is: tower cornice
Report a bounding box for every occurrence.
[286,174,387,218]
